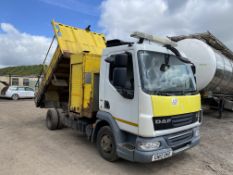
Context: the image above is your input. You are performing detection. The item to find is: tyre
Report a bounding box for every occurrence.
[12,94,19,100]
[97,126,118,162]
[56,109,64,129]
[46,109,59,130]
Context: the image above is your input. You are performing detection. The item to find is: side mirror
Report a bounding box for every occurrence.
[160,64,170,72]
[112,68,127,87]
[112,68,134,99]
[105,56,115,63]
[191,64,196,74]
[114,53,128,67]
[105,53,129,66]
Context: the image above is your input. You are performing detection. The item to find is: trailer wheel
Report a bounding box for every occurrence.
[97,126,118,162]
[46,109,59,130]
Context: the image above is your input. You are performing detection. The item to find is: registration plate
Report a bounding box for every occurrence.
[152,149,173,161]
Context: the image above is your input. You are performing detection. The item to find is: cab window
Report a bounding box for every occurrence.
[106,52,134,99]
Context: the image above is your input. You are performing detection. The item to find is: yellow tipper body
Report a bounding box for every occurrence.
[52,21,106,117]
[35,21,106,118]
[52,21,106,55]
[151,94,201,117]
[69,53,102,117]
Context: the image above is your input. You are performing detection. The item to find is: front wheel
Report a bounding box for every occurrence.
[12,94,19,100]
[97,126,118,162]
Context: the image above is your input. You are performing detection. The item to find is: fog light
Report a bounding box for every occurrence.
[137,141,161,151]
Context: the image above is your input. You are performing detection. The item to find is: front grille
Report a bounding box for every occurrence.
[153,113,198,130]
[165,129,193,149]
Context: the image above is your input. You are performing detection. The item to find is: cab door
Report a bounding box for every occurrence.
[101,51,139,135]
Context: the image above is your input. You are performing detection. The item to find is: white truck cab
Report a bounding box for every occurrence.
[97,35,201,162]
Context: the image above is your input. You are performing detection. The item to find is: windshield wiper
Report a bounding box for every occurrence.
[167,90,198,95]
[153,91,175,96]
[153,90,197,96]
[184,90,198,95]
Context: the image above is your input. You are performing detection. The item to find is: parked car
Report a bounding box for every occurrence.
[1,86,35,100]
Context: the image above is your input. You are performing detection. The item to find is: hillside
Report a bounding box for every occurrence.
[0,65,45,76]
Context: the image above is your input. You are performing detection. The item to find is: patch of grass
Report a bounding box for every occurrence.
[0,65,46,76]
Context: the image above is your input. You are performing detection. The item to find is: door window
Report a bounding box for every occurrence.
[25,87,33,91]
[107,53,134,99]
[17,87,25,91]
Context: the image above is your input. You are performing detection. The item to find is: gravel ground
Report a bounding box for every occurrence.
[0,99,233,175]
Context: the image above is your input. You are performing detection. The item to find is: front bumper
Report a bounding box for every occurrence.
[134,134,199,163]
[117,127,200,163]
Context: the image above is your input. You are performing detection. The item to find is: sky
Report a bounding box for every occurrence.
[0,0,233,67]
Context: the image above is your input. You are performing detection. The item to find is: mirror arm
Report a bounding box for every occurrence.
[105,56,115,63]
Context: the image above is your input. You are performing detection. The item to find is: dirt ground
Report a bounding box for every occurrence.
[0,99,233,175]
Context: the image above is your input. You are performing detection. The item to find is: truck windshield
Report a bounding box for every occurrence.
[138,50,197,95]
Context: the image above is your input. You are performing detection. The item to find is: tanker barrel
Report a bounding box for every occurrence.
[176,38,233,95]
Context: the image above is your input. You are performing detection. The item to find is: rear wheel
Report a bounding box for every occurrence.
[97,126,118,162]
[12,94,19,100]
[46,109,59,130]
[56,109,64,129]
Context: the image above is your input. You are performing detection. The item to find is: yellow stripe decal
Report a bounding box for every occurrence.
[113,117,138,127]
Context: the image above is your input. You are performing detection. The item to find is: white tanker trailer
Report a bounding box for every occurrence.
[171,32,233,118]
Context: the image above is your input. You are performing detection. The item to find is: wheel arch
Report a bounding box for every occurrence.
[91,119,109,143]
[91,111,126,144]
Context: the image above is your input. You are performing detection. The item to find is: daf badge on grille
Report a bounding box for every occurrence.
[172,98,178,105]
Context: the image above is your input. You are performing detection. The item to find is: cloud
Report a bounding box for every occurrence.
[99,0,233,49]
[0,23,53,67]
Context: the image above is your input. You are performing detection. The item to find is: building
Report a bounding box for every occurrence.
[0,75,39,92]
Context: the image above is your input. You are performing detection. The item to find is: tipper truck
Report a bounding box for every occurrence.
[35,21,202,163]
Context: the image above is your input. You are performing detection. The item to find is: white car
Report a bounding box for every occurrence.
[1,86,35,100]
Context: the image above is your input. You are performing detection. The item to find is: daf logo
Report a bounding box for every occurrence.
[155,119,172,124]
[172,98,178,105]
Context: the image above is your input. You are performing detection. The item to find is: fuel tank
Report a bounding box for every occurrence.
[176,39,233,95]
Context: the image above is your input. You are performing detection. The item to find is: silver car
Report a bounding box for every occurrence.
[1,86,35,100]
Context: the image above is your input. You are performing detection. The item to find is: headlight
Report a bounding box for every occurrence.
[194,127,200,137]
[137,141,161,151]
